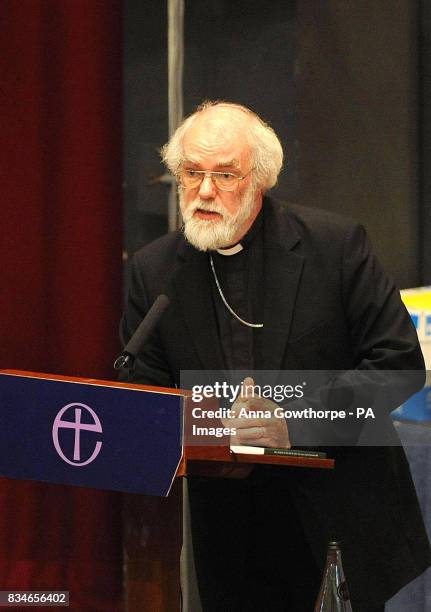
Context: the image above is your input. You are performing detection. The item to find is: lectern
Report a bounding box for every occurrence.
[0,370,334,611]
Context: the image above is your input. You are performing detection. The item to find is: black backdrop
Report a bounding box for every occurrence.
[420,0,431,285]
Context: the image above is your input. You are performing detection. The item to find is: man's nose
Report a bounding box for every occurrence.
[198,174,217,199]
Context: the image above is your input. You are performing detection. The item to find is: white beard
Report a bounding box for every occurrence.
[179,183,257,252]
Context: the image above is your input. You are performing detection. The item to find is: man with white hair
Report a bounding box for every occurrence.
[121,101,430,611]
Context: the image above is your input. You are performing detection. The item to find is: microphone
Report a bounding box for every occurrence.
[114,294,170,370]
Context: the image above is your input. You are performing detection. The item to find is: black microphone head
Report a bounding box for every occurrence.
[114,294,171,369]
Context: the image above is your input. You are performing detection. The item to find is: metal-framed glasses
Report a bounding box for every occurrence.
[178,168,253,192]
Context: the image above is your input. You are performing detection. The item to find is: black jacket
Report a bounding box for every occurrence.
[121,197,431,610]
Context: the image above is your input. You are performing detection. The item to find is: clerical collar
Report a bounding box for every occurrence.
[214,208,263,256]
[216,243,243,256]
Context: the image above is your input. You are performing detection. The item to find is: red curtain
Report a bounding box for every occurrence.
[0,1,124,609]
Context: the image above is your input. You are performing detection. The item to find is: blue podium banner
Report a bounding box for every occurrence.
[0,372,184,496]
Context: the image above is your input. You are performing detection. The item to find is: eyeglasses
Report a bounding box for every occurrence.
[178,168,253,192]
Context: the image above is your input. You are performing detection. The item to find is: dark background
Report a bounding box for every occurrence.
[420,0,431,285]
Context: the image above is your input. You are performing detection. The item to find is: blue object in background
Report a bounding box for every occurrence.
[391,387,431,423]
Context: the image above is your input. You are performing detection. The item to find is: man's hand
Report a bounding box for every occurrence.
[222,377,291,448]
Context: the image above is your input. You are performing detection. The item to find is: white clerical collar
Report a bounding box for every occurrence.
[215,243,244,256]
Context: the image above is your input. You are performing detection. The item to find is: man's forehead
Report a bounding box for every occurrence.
[182,116,251,166]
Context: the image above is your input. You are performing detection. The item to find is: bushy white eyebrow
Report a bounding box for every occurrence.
[183,157,240,169]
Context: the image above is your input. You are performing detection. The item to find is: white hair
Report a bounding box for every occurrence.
[161,101,284,191]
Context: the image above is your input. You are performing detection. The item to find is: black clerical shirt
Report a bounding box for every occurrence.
[210,210,264,372]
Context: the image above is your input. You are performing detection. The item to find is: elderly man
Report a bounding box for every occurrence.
[121,102,430,611]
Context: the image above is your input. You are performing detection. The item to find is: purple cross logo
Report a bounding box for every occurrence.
[52,403,103,466]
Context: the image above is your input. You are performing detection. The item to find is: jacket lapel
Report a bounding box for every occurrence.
[262,200,304,370]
